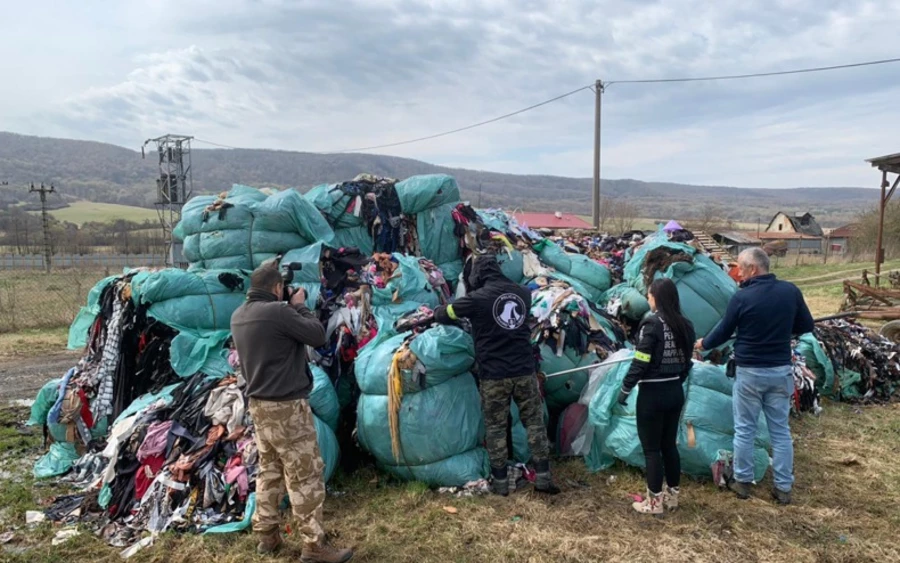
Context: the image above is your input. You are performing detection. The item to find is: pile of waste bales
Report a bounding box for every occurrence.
[29,178,894,554]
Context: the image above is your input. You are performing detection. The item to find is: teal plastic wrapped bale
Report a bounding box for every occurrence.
[356,325,475,396]
[174,185,334,270]
[371,254,440,312]
[310,365,340,432]
[330,225,374,256]
[394,175,460,215]
[67,275,119,349]
[534,240,611,297]
[539,345,601,411]
[603,284,650,322]
[356,373,487,486]
[795,334,861,400]
[497,250,525,284]
[130,269,250,377]
[315,414,340,482]
[623,239,737,338]
[304,183,365,229]
[281,243,326,308]
[355,321,483,486]
[415,202,461,269]
[585,356,770,481]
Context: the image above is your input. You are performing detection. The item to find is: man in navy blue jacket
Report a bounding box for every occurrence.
[696,247,814,505]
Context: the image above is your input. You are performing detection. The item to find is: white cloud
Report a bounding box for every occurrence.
[1,0,899,188]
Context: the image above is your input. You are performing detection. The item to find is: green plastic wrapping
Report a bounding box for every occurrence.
[203,493,256,535]
[602,284,651,322]
[623,238,737,337]
[497,250,525,284]
[355,325,475,396]
[534,240,611,297]
[371,254,440,311]
[394,175,460,215]
[67,275,119,349]
[356,373,486,486]
[304,184,365,229]
[539,345,601,411]
[415,202,461,269]
[34,442,79,479]
[130,269,250,377]
[585,357,770,481]
[330,225,374,256]
[310,365,341,432]
[174,185,334,270]
[281,243,326,308]
[796,333,861,400]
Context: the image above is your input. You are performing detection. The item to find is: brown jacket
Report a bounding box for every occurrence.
[230,289,326,401]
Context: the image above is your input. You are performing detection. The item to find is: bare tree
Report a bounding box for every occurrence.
[611,200,638,234]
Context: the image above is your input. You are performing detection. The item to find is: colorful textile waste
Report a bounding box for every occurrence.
[798,320,900,402]
[529,277,627,410]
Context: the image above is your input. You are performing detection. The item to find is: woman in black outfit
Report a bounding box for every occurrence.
[617,278,695,515]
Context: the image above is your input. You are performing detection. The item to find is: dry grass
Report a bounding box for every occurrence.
[2,402,900,563]
[0,270,110,333]
[0,328,68,359]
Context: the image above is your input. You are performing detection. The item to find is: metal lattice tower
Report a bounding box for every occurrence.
[29,182,56,273]
[143,134,193,267]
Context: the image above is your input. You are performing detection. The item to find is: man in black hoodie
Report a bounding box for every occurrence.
[435,255,559,496]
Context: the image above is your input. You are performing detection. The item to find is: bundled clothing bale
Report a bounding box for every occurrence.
[798,320,900,402]
[532,239,612,302]
[173,184,334,270]
[528,277,627,410]
[304,174,403,256]
[623,236,737,338]
[582,353,771,481]
[354,320,488,486]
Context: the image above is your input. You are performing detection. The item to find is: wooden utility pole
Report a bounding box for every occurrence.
[29,183,56,273]
[592,80,604,230]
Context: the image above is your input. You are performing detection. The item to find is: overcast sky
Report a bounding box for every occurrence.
[2,0,899,188]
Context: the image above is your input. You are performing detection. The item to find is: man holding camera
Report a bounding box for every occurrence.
[231,262,353,563]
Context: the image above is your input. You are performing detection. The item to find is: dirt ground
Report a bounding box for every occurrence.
[0,351,80,404]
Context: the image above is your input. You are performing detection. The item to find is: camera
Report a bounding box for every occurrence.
[280,261,303,301]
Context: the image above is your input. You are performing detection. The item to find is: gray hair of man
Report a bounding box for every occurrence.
[738,247,770,274]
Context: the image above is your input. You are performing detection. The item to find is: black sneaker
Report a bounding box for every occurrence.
[728,480,752,500]
[771,488,792,505]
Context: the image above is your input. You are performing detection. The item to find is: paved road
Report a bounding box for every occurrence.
[0,351,79,402]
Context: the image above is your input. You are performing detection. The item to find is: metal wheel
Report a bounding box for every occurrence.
[879,320,900,343]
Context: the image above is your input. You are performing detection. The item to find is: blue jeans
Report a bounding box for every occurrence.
[733,366,794,492]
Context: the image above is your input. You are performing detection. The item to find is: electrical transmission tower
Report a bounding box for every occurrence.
[29,183,56,273]
[142,134,193,267]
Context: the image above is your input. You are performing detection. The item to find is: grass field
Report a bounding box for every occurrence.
[0,269,108,333]
[1,260,898,562]
[35,201,159,225]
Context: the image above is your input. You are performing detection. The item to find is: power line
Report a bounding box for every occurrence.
[193,138,240,149]
[190,56,900,154]
[606,57,900,85]
[333,85,593,153]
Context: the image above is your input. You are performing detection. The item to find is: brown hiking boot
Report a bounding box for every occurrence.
[256,531,284,555]
[300,542,354,563]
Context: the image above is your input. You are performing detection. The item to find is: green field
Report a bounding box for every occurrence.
[35,201,159,225]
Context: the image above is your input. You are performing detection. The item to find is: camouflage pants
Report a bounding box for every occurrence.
[249,397,325,545]
[480,375,549,470]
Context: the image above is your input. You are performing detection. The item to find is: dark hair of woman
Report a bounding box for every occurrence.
[648,278,691,353]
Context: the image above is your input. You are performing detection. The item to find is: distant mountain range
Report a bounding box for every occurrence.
[0,131,875,226]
